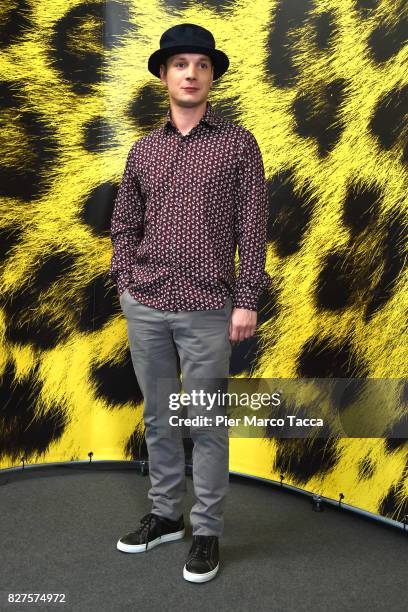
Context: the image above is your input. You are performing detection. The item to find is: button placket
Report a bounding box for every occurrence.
[166,133,189,270]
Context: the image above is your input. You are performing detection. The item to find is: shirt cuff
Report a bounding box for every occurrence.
[232,294,259,311]
[232,271,271,311]
[116,272,131,297]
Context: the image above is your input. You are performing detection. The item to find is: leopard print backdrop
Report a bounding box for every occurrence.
[0,0,407,523]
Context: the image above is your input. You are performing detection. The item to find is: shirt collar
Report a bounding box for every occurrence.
[162,101,219,131]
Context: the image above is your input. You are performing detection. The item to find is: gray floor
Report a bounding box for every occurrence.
[0,465,406,612]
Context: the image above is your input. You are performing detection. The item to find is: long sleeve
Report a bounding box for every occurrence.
[109,143,145,296]
[233,131,271,311]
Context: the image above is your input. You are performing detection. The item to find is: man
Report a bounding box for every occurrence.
[109,23,271,583]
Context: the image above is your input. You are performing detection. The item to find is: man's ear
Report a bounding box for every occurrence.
[159,63,166,84]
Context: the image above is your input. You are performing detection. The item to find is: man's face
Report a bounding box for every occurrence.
[159,53,214,108]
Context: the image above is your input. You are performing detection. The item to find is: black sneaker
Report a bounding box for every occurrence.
[183,535,219,583]
[117,512,185,553]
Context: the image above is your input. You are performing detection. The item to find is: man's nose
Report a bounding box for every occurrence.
[186,65,197,79]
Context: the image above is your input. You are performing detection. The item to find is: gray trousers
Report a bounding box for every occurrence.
[119,288,233,537]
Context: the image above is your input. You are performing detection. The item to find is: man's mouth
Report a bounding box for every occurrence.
[183,87,199,91]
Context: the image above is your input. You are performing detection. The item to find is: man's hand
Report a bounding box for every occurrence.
[229,308,257,343]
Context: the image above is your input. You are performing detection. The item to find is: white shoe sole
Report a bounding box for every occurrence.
[117,528,185,553]
[183,562,219,583]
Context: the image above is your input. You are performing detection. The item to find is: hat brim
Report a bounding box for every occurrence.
[148,45,229,80]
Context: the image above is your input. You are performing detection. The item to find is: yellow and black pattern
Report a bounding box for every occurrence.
[0,1,407,522]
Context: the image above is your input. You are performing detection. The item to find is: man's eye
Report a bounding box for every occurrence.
[174,62,207,68]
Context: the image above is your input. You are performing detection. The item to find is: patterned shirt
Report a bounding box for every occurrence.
[109,100,271,312]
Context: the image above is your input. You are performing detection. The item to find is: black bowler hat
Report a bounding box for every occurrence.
[148,23,229,80]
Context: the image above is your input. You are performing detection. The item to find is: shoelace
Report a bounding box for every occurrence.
[190,536,212,560]
[138,513,158,551]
